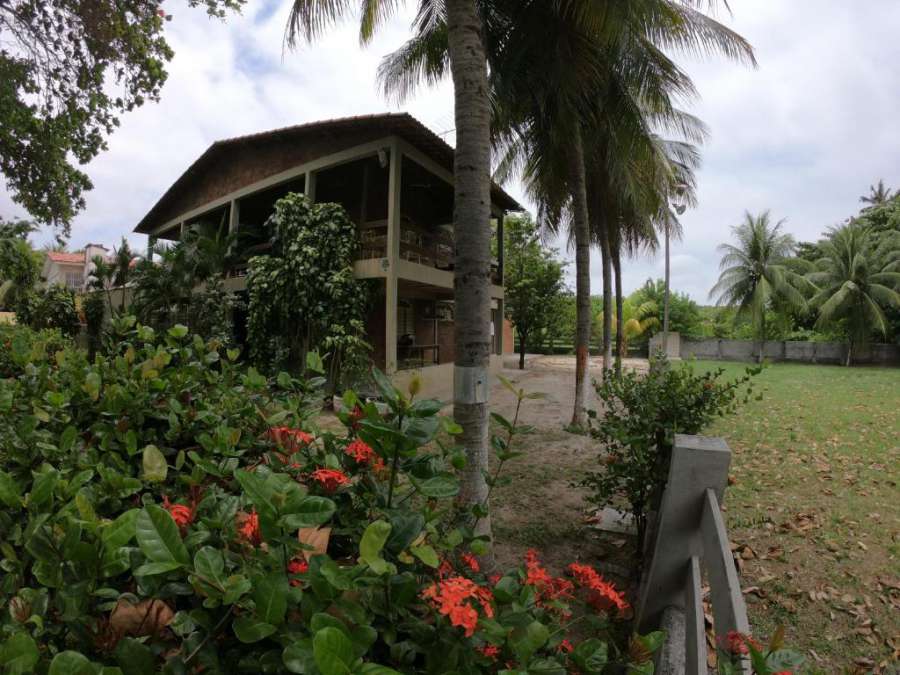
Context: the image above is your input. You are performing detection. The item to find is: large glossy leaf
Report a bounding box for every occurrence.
[113,638,155,675]
[0,470,21,508]
[233,616,277,643]
[135,505,189,566]
[509,620,549,664]
[193,547,225,584]
[48,650,94,675]
[283,639,316,673]
[359,520,392,575]
[253,574,288,625]
[141,445,168,482]
[234,469,276,519]
[0,633,39,674]
[313,627,356,675]
[280,496,336,529]
[412,474,459,499]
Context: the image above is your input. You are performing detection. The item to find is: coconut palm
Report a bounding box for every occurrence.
[381,0,753,424]
[710,211,807,361]
[807,225,900,365]
[860,179,893,207]
[285,0,499,529]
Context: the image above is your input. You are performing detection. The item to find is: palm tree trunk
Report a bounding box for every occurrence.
[518,330,526,370]
[613,246,624,375]
[446,0,492,540]
[598,221,613,371]
[569,126,592,429]
[663,225,671,343]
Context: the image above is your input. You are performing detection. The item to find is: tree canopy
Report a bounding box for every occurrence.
[0,0,241,231]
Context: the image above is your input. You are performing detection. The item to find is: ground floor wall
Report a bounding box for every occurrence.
[391,354,504,403]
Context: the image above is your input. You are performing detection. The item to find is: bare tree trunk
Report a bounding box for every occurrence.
[446,0,493,541]
[613,246,624,376]
[569,126,592,429]
[518,331,526,370]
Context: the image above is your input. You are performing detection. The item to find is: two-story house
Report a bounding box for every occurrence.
[133,113,521,399]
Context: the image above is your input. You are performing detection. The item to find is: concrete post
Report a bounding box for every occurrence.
[229,199,239,234]
[384,142,402,375]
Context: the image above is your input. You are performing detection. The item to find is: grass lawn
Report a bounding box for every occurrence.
[693,360,900,672]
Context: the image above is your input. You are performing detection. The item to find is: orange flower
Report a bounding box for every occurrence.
[422,575,494,637]
[525,550,574,602]
[287,557,309,586]
[478,644,500,660]
[163,496,194,532]
[568,562,628,613]
[558,639,574,653]
[236,510,261,546]
[268,427,314,453]
[461,553,480,573]
[310,468,351,493]
[344,438,384,468]
[719,631,761,656]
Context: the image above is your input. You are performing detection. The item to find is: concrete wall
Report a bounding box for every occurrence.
[680,338,900,366]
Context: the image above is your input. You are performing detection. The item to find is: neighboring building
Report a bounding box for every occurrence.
[41,244,110,292]
[133,113,522,399]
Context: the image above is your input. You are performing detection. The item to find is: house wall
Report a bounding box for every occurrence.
[679,337,900,366]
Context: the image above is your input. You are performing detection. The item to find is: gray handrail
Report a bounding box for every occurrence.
[636,434,751,674]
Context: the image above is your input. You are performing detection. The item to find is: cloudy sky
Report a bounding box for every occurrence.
[3,0,900,302]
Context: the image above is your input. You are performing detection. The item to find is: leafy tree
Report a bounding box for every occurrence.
[630,278,702,338]
[246,193,369,392]
[503,214,567,369]
[710,211,807,361]
[16,285,80,335]
[807,224,900,365]
[0,218,40,310]
[0,0,241,231]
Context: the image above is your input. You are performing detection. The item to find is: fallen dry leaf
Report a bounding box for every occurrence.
[298,526,331,561]
[109,598,173,637]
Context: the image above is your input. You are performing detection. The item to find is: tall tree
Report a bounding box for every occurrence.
[0,0,241,232]
[807,224,900,365]
[860,179,893,208]
[0,218,40,310]
[710,211,807,361]
[503,214,567,369]
[286,0,500,537]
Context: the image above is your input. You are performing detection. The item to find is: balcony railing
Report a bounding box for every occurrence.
[636,435,751,674]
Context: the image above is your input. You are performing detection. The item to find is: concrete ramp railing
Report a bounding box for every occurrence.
[636,435,751,674]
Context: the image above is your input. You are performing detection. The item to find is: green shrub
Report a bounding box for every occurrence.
[83,291,107,360]
[0,324,72,378]
[583,357,758,549]
[15,284,80,335]
[0,320,658,673]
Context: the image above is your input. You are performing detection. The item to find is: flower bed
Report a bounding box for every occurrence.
[0,321,656,673]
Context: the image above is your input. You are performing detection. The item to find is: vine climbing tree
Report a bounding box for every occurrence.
[246,193,370,392]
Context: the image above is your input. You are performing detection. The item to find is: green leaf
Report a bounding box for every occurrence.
[571,638,608,675]
[59,425,78,453]
[253,574,288,626]
[135,505,189,566]
[141,445,168,482]
[29,467,58,506]
[359,520,392,575]
[233,616,277,643]
[528,659,566,675]
[83,372,102,401]
[410,544,439,568]
[413,474,459,498]
[114,638,155,675]
[234,469,276,520]
[509,620,549,663]
[48,651,94,675]
[636,631,666,654]
[0,470,21,508]
[102,509,139,550]
[280,496,336,529]
[370,368,399,408]
[194,546,225,584]
[283,640,316,673]
[0,633,39,674]
[358,665,402,675]
[168,324,189,339]
[135,561,183,576]
[313,627,356,675]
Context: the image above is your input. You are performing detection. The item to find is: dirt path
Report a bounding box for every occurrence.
[488,357,646,584]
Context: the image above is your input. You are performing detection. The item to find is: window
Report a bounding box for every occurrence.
[65,271,82,291]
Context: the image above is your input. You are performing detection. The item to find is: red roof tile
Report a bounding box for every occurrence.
[47,252,84,264]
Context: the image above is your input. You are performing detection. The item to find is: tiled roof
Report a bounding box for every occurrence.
[46,252,84,264]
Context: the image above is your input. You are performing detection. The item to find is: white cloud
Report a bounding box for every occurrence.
[3,1,899,305]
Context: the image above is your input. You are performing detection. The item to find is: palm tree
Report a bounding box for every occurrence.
[87,256,117,315]
[807,225,900,365]
[286,0,498,530]
[710,211,807,361]
[111,237,140,311]
[860,179,893,207]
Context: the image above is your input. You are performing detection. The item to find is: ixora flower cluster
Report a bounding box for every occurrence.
[0,321,664,673]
